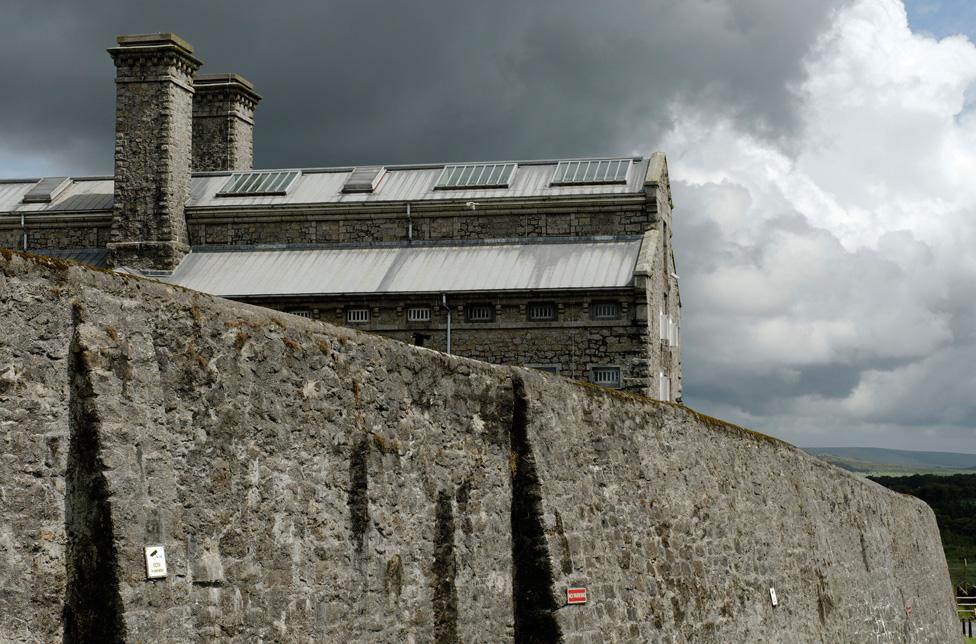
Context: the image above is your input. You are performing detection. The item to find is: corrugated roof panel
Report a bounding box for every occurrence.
[0,182,36,213]
[166,239,642,297]
[1,156,652,213]
[29,248,109,268]
[186,157,649,207]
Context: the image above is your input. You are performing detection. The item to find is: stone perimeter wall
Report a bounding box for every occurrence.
[0,250,960,643]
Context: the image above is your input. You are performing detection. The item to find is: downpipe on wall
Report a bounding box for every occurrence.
[442,293,451,355]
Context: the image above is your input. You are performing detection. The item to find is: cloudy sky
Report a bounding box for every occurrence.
[1,0,974,451]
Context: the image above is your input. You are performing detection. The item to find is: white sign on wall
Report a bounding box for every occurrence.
[769,587,778,607]
[145,545,167,579]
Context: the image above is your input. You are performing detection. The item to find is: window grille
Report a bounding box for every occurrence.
[591,366,621,387]
[407,307,431,322]
[465,304,494,322]
[346,308,370,324]
[551,159,631,185]
[217,170,299,196]
[435,163,517,189]
[527,302,556,321]
[591,301,619,320]
[288,309,312,319]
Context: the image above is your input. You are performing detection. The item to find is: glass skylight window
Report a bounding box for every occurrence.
[216,171,299,196]
[551,159,631,185]
[435,163,516,189]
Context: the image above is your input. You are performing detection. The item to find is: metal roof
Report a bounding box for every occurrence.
[28,248,109,267]
[164,238,643,297]
[187,158,648,208]
[0,156,650,215]
[0,178,114,214]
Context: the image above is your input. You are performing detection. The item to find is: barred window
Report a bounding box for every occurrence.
[287,309,312,319]
[346,308,370,324]
[465,304,494,322]
[591,301,619,320]
[407,307,431,322]
[591,366,621,387]
[527,302,556,321]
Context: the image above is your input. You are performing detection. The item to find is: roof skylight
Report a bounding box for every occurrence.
[217,171,299,197]
[435,163,516,189]
[551,159,631,185]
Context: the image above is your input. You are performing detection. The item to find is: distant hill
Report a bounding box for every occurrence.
[804,447,976,476]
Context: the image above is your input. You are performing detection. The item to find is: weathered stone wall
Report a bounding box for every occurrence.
[187,202,652,247]
[108,35,200,270]
[0,251,960,643]
[0,215,112,252]
[192,74,259,172]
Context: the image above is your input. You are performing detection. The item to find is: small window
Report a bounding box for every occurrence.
[591,366,621,387]
[591,301,619,320]
[525,364,561,374]
[527,302,556,321]
[346,308,370,324]
[465,304,495,322]
[658,372,671,401]
[288,309,312,319]
[407,307,431,322]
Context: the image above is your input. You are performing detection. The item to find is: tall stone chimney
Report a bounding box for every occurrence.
[192,74,261,172]
[106,34,201,271]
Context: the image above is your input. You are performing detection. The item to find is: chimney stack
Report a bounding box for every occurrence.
[192,74,261,172]
[106,33,201,272]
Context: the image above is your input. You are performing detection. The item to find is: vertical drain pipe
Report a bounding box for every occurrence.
[442,293,452,355]
[21,212,27,251]
[407,202,413,241]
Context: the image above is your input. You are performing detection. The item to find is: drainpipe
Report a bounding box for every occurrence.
[20,212,26,251]
[407,202,413,241]
[442,293,451,355]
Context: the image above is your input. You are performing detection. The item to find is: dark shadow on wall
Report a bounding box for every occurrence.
[510,376,563,644]
[63,303,126,643]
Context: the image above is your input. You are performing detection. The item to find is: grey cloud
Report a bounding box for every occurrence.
[673,175,976,446]
[0,0,848,176]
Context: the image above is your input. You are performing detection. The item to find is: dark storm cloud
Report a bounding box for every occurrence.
[0,0,848,176]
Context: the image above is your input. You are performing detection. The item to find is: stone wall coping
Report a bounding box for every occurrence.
[115,32,195,54]
[194,73,262,102]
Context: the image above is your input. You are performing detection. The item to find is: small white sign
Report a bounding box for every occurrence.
[145,545,167,579]
[769,587,778,607]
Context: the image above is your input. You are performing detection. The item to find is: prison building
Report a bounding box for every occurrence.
[0,33,681,399]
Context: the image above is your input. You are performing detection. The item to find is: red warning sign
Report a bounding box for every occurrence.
[566,587,587,605]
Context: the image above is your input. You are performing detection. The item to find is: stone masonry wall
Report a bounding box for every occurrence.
[0,216,112,252]
[0,250,960,643]
[187,202,651,247]
[108,37,199,270]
